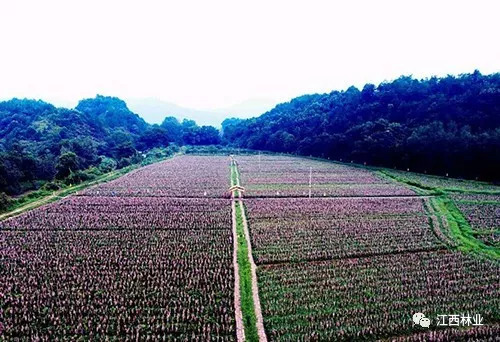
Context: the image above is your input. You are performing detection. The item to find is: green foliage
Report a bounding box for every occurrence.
[0,192,10,211]
[98,156,117,173]
[137,125,170,150]
[56,152,79,179]
[223,71,500,181]
[75,95,148,135]
[0,95,222,195]
[42,182,60,191]
[63,170,96,185]
[141,146,178,166]
[182,121,221,145]
[160,117,183,143]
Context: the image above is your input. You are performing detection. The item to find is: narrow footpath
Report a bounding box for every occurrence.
[230,157,267,342]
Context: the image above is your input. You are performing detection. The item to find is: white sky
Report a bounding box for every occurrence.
[0,0,499,111]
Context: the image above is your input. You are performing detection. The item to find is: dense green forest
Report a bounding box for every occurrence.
[223,71,500,181]
[0,95,220,197]
[1,71,499,202]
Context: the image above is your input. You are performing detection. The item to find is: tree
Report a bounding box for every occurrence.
[161,117,183,143]
[56,152,79,179]
[137,126,170,150]
[0,192,10,212]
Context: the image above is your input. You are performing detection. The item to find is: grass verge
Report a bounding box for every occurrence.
[235,202,260,342]
[231,161,240,197]
[0,165,138,221]
[377,170,443,195]
[430,196,500,260]
[379,169,499,260]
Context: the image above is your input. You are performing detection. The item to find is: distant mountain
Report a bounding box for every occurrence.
[212,98,279,119]
[126,97,279,126]
[126,98,225,126]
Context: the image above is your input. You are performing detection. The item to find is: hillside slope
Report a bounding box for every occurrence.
[223,71,500,181]
[0,95,219,196]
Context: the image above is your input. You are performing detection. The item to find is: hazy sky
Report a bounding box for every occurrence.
[0,0,499,113]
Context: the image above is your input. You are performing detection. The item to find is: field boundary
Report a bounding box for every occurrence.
[231,200,245,342]
[231,158,268,342]
[383,171,500,261]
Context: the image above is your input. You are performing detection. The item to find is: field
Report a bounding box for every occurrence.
[1,154,499,341]
[258,251,499,341]
[239,155,500,341]
[237,156,415,197]
[451,194,499,247]
[245,197,442,263]
[0,156,236,340]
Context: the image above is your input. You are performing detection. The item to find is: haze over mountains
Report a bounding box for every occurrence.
[125,97,279,126]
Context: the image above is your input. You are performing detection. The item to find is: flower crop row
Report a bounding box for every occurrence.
[391,325,500,341]
[245,197,441,263]
[1,229,235,340]
[456,202,499,231]
[450,195,500,247]
[82,156,232,198]
[257,250,500,341]
[0,197,231,231]
[237,156,415,197]
[0,156,236,340]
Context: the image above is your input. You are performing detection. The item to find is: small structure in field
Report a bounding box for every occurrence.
[229,185,245,196]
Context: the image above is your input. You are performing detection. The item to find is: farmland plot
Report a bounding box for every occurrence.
[451,194,500,247]
[237,156,415,197]
[258,250,500,341]
[0,155,236,341]
[0,197,230,231]
[1,229,234,340]
[81,155,231,198]
[245,197,443,263]
[237,155,500,341]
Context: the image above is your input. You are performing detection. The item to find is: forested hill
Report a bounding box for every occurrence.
[0,95,220,195]
[222,71,500,181]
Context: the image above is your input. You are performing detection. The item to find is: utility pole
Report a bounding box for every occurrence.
[309,166,312,198]
[258,151,261,173]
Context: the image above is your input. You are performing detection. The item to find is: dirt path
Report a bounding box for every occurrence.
[238,200,268,342]
[231,157,267,342]
[0,193,58,221]
[232,200,245,342]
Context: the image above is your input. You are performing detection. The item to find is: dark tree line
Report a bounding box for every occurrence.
[222,71,500,181]
[0,95,221,195]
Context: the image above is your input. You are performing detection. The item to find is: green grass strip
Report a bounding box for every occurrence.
[377,170,442,195]
[378,170,500,195]
[235,202,259,342]
[231,159,259,341]
[380,168,499,260]
[430,197,500,260]
[231,162,240,197]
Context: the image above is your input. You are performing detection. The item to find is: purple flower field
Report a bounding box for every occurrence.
[237,156,415,197]
[0,156,236,341]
